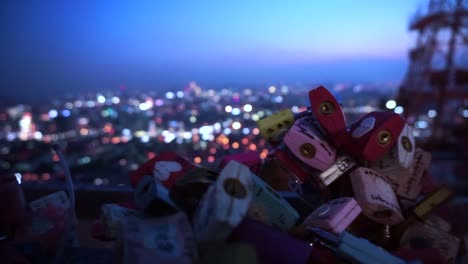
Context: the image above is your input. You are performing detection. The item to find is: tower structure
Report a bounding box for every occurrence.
[397,0,468,142]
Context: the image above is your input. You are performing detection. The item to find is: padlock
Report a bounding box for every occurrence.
[170,167,218,219]
[411,184,453,220]
[228,218,333,264]
[370,148,431,200]
[134,175,179,216]
[257,108,295,144]
[350,167,404,225]
[284,118,336,171]
[306,227,406,264]
[368,124,415,171]
[317,155,356,187]
[259,155,297,191]
[393,149,431,200]
[308,86,348,147]
[399,216,460,263]
[29,191,79,254]
[219,151,263,175]
[100,204,141,239]
[266,147,310,184]
[345,112,405,162]
[192,160,253,243]
[130,152,195,189]
[120,212,197,264]
[390,185,454,249]
[301,197,362,235]
[247,173,299,231]
[197,243,258,264]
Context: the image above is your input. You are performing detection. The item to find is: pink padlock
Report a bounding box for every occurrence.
[284,118,336,171]
[301,197,362,234]
[345,112,405,162]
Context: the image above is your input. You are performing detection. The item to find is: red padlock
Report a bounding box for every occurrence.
[284,118,336,172]
[130,152,195,189]
[345,111,405,162]
[267,148,310,184]
[308,86,348,148]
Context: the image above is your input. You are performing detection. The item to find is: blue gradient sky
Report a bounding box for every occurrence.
[0,0,424,100]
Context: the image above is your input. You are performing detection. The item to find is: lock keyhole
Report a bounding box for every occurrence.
[401,136,413,152]
[318,101,335,115]
[299,143,316,158]
[223,178,247,199]
[377,130,392,146]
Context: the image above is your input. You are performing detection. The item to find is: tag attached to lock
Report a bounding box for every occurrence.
[350,167,404,225]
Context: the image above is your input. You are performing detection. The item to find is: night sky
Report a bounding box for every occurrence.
[0,1,423,103]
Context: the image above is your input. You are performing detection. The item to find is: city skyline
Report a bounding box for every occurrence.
[1,1,423,102]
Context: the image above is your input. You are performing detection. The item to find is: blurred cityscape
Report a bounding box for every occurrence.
[0,82,400,186]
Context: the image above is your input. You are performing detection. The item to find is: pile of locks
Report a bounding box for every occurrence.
[3,86,462,263]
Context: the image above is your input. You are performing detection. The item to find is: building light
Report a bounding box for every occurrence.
[394,106,404,114]
[385,100,397,109]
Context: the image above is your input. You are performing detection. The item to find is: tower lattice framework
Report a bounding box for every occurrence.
[397,0,468,143]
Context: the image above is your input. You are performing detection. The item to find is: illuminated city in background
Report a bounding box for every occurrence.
[3,80,465,187]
